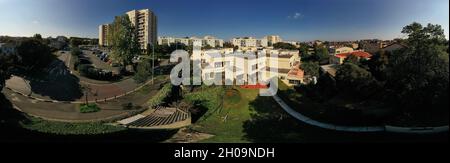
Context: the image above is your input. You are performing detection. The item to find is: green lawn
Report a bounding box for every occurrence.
[182,86,448,143]
[184,86,306,143]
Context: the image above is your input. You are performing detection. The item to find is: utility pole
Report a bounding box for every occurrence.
[152,42,155,84]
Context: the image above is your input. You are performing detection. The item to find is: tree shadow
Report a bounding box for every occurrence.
[27,59,83,101]
[243,94,449,143]
[189,100,209,123]
[0,93,32,141]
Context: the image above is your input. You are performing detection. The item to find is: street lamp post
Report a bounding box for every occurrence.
[152,42,155,84]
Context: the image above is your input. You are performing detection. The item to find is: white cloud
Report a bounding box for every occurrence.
[288,12,304,20]
[32,20,40,24]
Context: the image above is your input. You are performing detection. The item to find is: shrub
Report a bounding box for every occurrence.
[77,64,116,81]
[147,83,172,108]
[20,117,126,135]
[80,103,100,113]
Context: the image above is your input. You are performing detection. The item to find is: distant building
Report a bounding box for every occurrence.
[320,64,339,77]
[157,36,224,48]
[382,43,407,53]
[126,9,158,50]
[329,46,354,55]
[195,48,302,86]
[98,24,110,46]
[329,51,372,65]
[48,36,69,50]
[265,35,282,46]
[231,37,268,48]
[99,9,157,51]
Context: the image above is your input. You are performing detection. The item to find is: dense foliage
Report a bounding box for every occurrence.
[133,59,154,83]
[147,83,173,108]
[0,49,18,90]
[107,15,141,66]
[77,64,115,81]
[386,22,449,109]
[16,38,55,71]
[273,42,297,50]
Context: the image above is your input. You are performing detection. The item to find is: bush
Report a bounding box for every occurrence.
[77,64,116,81]
[20,117,126,135]
[71,47,82,57]
[147,83,172,108]
[133,59,153,83]
[80,103,100,113]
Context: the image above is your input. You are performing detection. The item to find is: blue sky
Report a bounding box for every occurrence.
[0,0,448,41]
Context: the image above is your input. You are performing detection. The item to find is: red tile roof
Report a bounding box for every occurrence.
[335,51,372,58]
[288,67,304,79]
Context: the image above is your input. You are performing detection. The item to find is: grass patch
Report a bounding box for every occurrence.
[224,88,242,105]
[147,83,172,108]
[79,103,100,113]
[184,86,280,142]
[20,117,126,135]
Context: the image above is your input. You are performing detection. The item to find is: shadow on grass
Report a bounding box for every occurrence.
[0,92,178,143]
[242,95,449,143]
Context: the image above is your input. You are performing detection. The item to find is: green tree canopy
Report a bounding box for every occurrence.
[133,59,153,83]
[16,38,54,71]
[107,15,141,66]
[335,63,377,97]
[387,22,449,108]
[273,42,297,50]
[0,49,18,90]
[313,45,330,64]
[300,61,320,77]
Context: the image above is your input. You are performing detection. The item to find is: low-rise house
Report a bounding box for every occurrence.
[320,64,339,78]
[329,46,354,55]
[329,51,372,65]
[382,43,407,53]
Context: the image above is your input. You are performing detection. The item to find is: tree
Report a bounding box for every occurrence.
[273,42,297,50]
[300,61,320,77]
[313,45,329,64]
[335,63,378,97]
[70,37,82,47]
[223,42,234,48]
[365,50,391,81]
[16,38,54,71]
[108,15,141,66]
[343,54,360,65]
[387,22,449,108]
[0,49,18,91]
[33,34,43,41]
[202,44,214,50]
[133,59,153,83]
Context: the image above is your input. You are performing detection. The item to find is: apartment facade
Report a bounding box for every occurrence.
[99,9,157,51]
[157,36,224,48]
[126,9,157,50]
[231,37,268,48]
[98,24,110,46]
[265,35,282,46]
[196,48,302,86]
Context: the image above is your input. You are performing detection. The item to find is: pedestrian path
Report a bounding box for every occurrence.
[273,95,449,134]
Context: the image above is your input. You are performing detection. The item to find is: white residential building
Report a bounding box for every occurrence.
[157,36,224,48]
[231,37,268,48]
[265,35,282,46]
[196,48,303,86]
[99,9,157,51]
